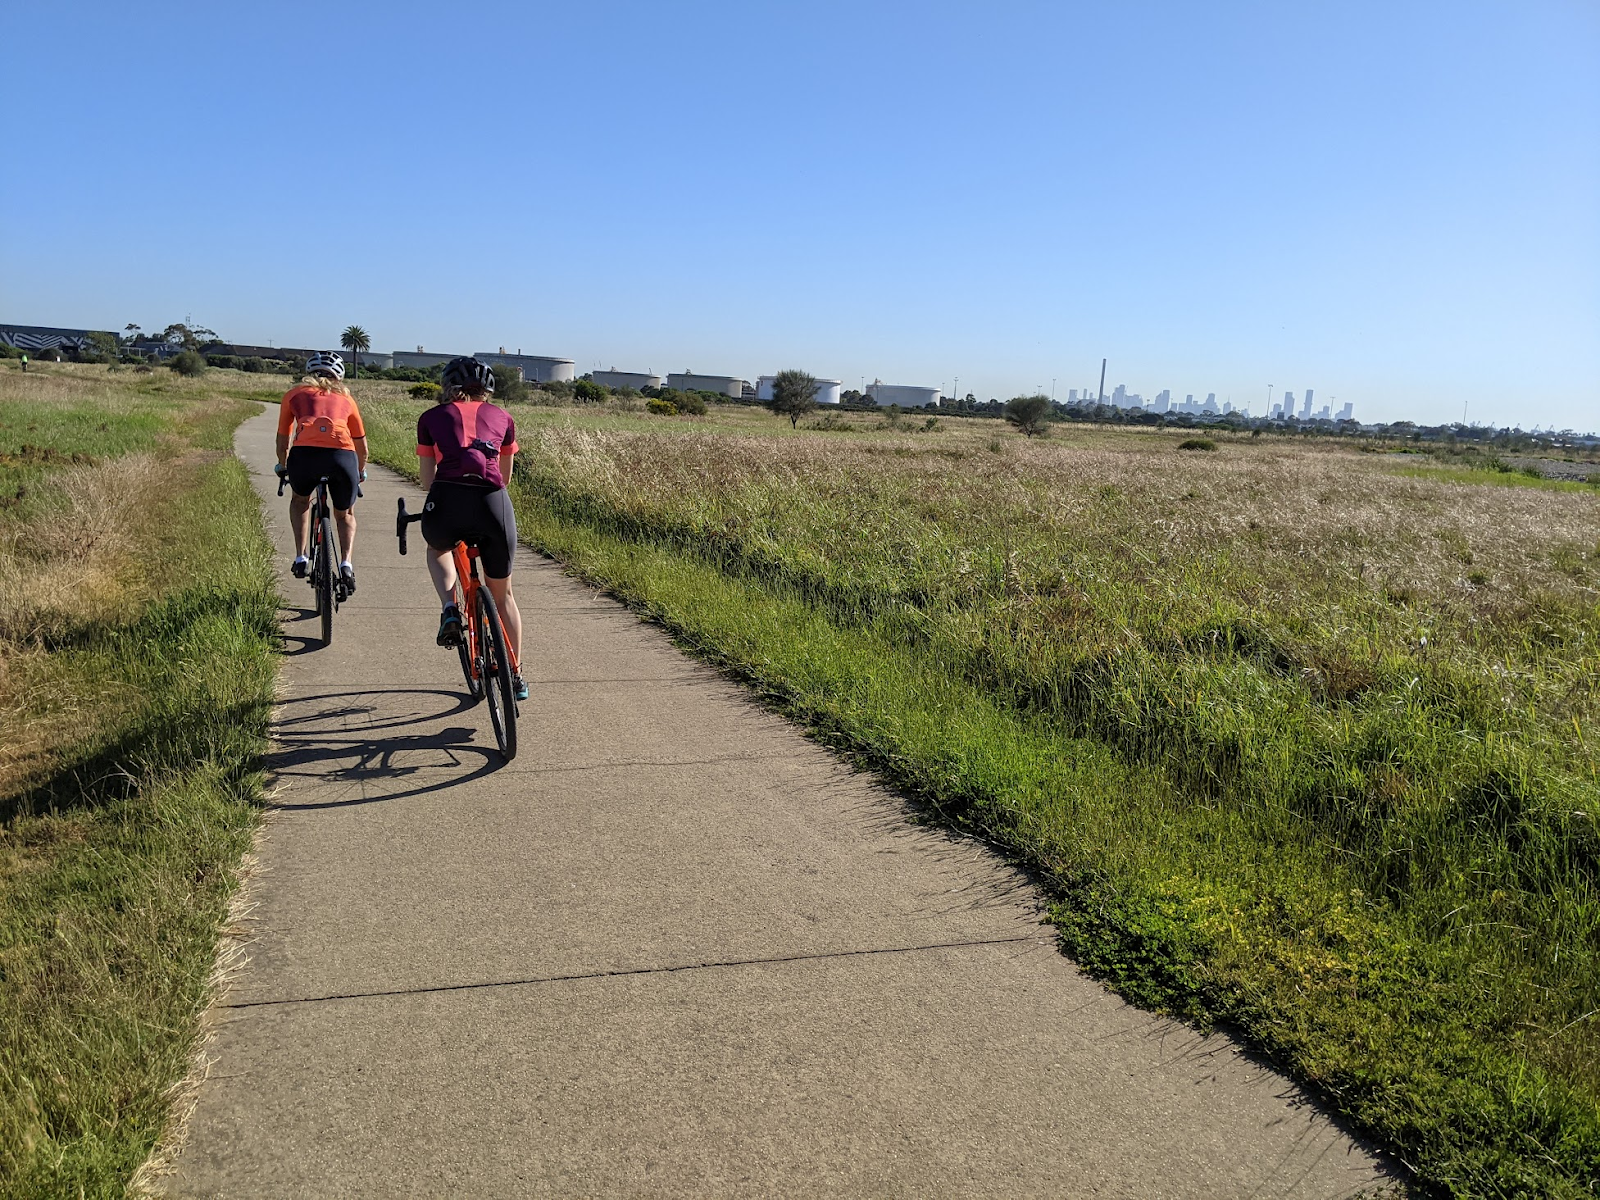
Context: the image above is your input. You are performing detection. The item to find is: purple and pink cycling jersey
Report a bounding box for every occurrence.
[416,400,518,488]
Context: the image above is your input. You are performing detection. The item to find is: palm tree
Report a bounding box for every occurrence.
[340,325,371,370]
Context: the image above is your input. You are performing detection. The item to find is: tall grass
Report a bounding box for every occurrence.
[359,400,1600,1196]
[0,363,277,1196]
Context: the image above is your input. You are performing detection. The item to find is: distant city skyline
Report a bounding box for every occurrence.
[2,2,1593,432]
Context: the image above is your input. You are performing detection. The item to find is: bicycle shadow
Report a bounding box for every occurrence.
[279,606,326,657]
[268,687,505,808]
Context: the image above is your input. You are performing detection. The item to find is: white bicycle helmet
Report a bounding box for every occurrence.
[306,350,345,379]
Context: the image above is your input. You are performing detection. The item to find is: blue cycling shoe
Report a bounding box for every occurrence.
[513,674,529,702]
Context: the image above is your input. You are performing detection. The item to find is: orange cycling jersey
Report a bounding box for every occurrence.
[277,386,366,451]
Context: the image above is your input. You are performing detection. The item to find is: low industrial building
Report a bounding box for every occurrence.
[476,351,576,384]
[204,342,316,361]
[666,371,748,399]
[593,369,663,390]
[756,375,843,405]
[390,350,458,372]
[0,323,107,353]
[866,381,942,408]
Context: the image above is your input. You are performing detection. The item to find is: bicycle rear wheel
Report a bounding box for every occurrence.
[476,587,517,762]
[455,580,482,700]
[317,514,335,646]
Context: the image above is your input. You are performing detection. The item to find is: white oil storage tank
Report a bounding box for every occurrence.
[476,351,576,384]
[866,381,941,408]
[667,371,747,398]
[756,376,843,405]
[593,369,663,390]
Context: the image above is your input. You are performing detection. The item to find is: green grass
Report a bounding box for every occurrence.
[359,394,1600,1197]
[0,364,277,1197]
[1388,462,1600,492]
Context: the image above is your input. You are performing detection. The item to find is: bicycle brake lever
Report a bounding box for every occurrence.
[396,497,409,555]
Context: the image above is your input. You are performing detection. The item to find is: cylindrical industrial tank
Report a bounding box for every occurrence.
[867,383,941,408]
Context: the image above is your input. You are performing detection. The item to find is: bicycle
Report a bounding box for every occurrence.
[396,497,520,761]
[276,466,357,647]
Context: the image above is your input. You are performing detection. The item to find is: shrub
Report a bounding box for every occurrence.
[646,398,678,416]
[409,382,443,402]
[1004,394,1052,437]
[1178,438,1217,451]
[168,350,207,377]
[573,379,607,404]
[674,391,708,416]
[810,412,854,432]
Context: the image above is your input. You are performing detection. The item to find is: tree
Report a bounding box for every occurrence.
[769,369,818,428]
[490,363,529,404]
[122,323,141,341]
[1004,394,1052,438]
[341,325,371,367]
[83,331,119,362]
[159,323,216,351]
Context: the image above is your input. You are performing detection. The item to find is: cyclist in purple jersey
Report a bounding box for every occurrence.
[415,357,526,700]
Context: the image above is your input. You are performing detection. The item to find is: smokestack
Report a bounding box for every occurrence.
[1097,358,1107,405]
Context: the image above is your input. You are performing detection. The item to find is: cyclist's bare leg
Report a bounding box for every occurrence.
[425,546,458,607]
[484,575,523,664]
[333,506,357,563]
[288,492,311,557]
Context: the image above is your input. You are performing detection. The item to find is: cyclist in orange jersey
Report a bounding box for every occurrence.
[274,351,368,593]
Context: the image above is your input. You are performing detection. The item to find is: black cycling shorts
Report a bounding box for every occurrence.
[286,446,360,510]
[421,482,518,579]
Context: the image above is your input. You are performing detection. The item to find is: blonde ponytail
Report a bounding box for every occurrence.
[299,374,353,397]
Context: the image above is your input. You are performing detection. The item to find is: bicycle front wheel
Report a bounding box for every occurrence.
[317,515,335,646]
[476,587,517,762]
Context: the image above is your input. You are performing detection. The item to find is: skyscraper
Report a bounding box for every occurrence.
[1282,391,1295,418]
[1301,392,1313,420]
[1203,392,1218,413]
[1112,383,1127,407]
[1338,401,1354,421]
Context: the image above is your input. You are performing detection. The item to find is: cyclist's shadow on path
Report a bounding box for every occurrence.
[268,687,504,809]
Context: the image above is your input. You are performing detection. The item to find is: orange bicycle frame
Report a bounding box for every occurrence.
[454,541,519,682]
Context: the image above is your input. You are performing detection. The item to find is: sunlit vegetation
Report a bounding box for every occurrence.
[358,393,1600,1197]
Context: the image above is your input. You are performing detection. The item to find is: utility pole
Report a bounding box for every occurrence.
[1267,383,1274,414]
[1097,358,1106,405]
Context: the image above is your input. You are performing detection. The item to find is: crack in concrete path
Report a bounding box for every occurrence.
[221,934,1046,1010]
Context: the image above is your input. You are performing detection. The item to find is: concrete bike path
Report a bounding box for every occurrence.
[162,408,1391,1197]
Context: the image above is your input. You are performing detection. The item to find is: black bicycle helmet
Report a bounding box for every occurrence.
[442,356,495,394]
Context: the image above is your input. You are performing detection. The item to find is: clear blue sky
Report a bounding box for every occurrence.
[3,0,1595,429]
